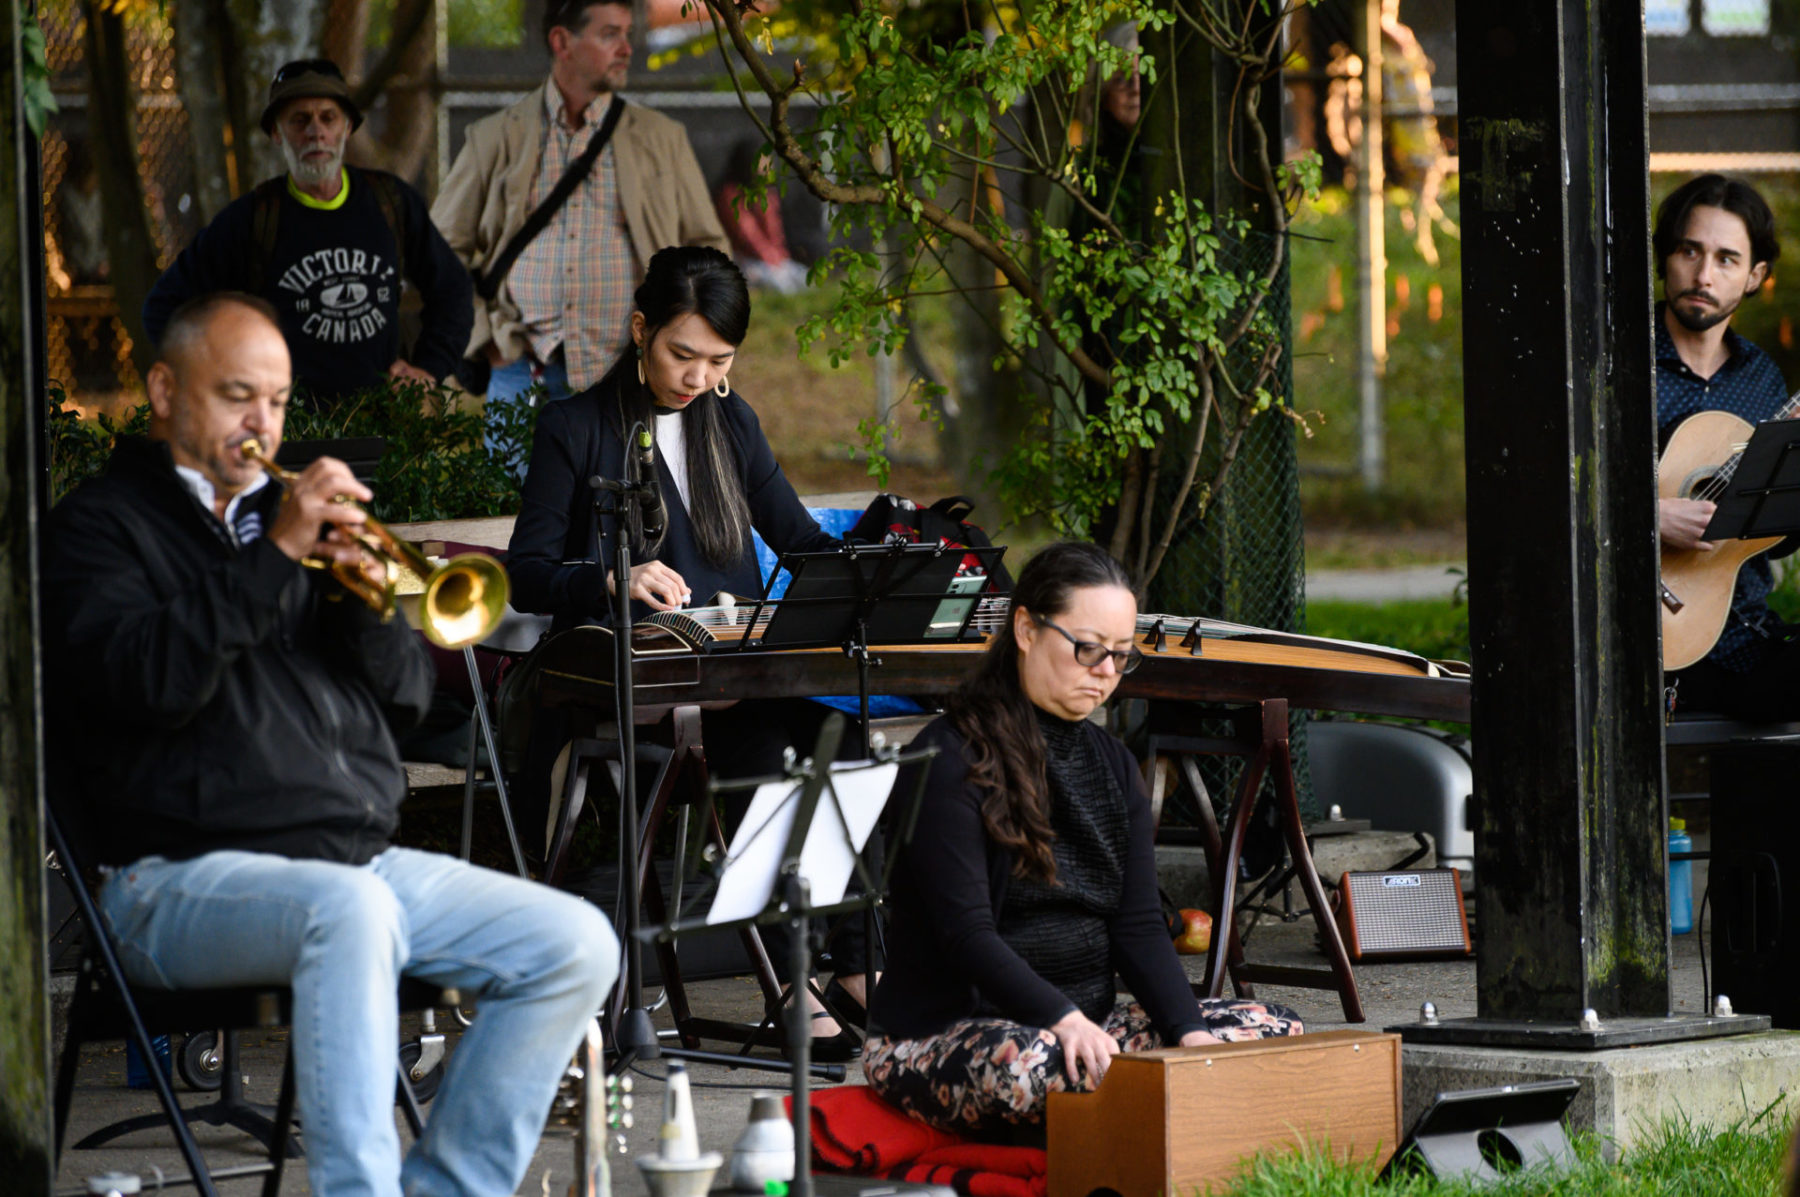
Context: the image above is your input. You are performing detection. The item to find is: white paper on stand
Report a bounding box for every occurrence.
[705,762,897,926]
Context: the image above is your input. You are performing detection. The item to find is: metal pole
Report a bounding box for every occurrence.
[1356,0,1387,492]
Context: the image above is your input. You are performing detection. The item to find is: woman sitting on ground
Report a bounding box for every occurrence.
[864,541,1303,1136]
[507,245,870,1059]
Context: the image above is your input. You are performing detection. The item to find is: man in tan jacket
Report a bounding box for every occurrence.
[433,0,727,471]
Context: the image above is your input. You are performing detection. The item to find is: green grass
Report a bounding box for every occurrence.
[1305,596,1470,665]
[1218,1108,1790,1197]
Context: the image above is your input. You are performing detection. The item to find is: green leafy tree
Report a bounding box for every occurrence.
[702,0,1319,591]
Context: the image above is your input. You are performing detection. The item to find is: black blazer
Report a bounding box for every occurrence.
[508,377,838,628]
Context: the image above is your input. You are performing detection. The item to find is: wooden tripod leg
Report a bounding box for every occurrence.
[544,741,599,888]
[1202,741,1270,1001]
[1260,700,1364,1022]
[636,708,705,1047]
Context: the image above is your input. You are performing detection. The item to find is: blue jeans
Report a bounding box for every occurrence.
[100,847,618,1197]
[488,352,573,482]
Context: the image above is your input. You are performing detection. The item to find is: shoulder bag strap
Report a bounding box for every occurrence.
[475,94,626,301]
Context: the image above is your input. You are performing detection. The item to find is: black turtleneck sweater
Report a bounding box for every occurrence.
[870,711,1208,1043]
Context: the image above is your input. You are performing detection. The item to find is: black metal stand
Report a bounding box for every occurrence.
[643,714,938,1197]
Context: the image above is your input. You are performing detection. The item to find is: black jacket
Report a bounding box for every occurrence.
[869,717,1208,1044]
[507,377,837,629]
[42,437,435,867]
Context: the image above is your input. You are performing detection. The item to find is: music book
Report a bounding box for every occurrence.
[1702,417,1800,541]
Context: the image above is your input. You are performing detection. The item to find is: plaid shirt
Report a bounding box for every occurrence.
[507,88,640,391]
[1656,303,1796,672]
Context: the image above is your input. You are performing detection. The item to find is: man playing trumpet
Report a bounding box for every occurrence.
[42,292,618,1197]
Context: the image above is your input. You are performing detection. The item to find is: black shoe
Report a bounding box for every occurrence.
[821,976,869,1029]
[785,1010,860,1064]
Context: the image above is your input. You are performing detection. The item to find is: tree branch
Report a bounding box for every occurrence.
[702,0,1113,389]
[350,0,432,112]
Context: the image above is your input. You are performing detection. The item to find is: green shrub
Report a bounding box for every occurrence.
[46,380,539,523]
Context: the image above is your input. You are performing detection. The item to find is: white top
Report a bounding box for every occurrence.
[655,409,692,511]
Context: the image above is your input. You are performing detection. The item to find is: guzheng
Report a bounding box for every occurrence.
[535,598,1472,723]
[1045,1030,1402,1197]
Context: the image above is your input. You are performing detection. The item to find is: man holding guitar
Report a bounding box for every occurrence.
[1655,173,1798,718]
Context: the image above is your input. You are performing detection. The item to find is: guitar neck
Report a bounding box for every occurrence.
[1714,388,1800,487]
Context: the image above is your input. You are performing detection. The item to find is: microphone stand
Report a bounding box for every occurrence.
[590,444,839,1079]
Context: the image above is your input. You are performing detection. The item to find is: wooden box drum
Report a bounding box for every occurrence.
[1046,1030,1402,1197]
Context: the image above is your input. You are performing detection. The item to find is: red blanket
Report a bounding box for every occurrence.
[792,1086,1049,1197]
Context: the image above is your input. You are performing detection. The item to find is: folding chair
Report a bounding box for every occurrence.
[46,804,454,1197]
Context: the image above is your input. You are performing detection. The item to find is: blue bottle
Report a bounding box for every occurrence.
[1669,818,1694,935]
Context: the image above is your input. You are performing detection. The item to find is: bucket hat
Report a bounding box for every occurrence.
[260,59,363,134]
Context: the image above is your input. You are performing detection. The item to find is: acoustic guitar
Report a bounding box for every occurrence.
[1659,399,1800,669]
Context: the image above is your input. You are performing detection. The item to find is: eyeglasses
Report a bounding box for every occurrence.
[1032,613,1143,674]
[272,59,343,85]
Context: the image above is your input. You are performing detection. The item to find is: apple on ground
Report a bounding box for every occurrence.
[1173,908,1212,955]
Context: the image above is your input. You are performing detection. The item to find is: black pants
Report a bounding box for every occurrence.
[1671,634,1800,722]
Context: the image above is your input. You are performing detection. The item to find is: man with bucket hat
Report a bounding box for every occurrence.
[144,58,472,410]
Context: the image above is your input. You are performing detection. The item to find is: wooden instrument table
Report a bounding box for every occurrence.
[1046,1030,1401,1197]
[524,608,1470,1045]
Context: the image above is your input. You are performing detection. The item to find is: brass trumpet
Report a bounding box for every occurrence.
[240,438,511,650]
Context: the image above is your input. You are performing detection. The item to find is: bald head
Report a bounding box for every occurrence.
[147,293,293,514]
[157,292,284,371]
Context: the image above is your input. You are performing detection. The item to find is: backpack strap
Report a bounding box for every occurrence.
[246,176,288,296]
[364,170,408,285]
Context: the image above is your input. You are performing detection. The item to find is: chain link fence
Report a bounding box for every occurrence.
[43,3,199,406]
[1140,231,1316,832]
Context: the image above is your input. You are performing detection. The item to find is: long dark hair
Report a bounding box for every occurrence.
[607,245,754,568]
[944,541,1135,882]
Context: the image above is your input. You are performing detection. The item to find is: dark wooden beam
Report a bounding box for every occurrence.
[1456,0,1669,1019]
[0,0,52,1187]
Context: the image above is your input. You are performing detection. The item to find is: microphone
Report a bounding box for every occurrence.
[632,424,667,545]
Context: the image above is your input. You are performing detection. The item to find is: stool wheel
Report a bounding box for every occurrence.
[399,1040,444,1104]
[177,1030,224,1091]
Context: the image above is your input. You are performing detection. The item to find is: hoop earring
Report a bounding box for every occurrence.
[714,376,730,397]
[636,350,645,386]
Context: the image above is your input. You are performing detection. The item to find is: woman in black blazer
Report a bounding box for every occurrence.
[508,245,864,1058]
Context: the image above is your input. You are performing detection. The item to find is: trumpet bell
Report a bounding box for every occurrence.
[418,554,512,649]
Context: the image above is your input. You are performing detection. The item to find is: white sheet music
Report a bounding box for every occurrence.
[706,762,897,925]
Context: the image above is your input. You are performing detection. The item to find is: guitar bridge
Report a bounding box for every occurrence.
[1660,582,1685,614]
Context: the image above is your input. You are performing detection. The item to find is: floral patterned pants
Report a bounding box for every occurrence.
[862,998,1303,1137]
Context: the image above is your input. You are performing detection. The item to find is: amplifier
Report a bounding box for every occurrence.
[1336,869,1471,960]
[1711,739,1800,1028]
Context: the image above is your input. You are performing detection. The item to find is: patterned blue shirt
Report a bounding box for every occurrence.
[1654,303,1794,672]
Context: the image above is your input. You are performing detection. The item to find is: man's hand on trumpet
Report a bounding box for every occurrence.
[267,455,374,569]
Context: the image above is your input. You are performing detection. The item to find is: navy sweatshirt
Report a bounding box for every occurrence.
[143,168,472,405]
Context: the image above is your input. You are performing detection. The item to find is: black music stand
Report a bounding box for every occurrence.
[735,542,1006,756]
[643,714,939,1197]
[1702,417,1800,542]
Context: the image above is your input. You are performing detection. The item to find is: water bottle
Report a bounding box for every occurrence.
[124,1034,170,1090]
[1669,818,1694,935]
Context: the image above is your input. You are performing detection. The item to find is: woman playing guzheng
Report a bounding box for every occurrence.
[864,541,1303,1136]
[506,245,867,1059]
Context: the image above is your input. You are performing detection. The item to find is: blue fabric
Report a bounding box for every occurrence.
[487,353,573,484]
[754,507,923,718]
[1655,303,1796,672]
